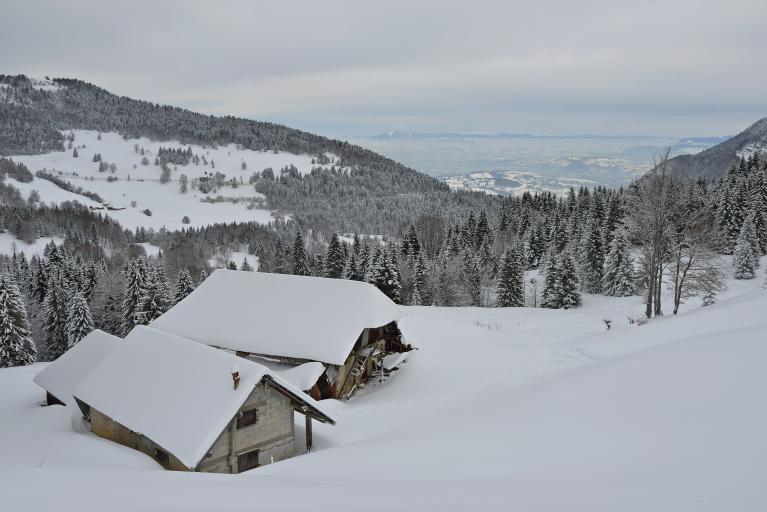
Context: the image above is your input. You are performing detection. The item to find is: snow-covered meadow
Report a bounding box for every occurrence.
[7,130,343,231]
[1,258,765,511]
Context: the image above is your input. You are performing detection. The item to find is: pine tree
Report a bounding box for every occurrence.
[733,217,757,279]
[66,292,94,348]
[368,248,402,303]
[602,230,637,296]
[343,252,362,281]
[461,251,481,306]
[558,254,582,309]
[240,258,253,271]
[411,254,429,305]
[135,270,172,325]
[541,256,561,309]
[43,272,69,359]
[325,233,345,278]
[0,273,36,367]
[174,270,195,303]
[291,232,310,276]
[496,246,524,307]
[580,214,605,294]
[121,258,146,335]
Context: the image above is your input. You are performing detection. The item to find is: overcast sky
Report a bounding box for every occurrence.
[1,0,765,137]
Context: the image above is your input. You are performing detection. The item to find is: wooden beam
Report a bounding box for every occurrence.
[305,414,313,452]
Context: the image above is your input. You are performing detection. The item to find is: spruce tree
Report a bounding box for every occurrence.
[411,254,429,306]
[602,230,637,296]
[558,254,582,309]
[343,252,362,281]
[43,273,69,359]
[197,269,209,286]
[66,292,94,348]
[369,248,402,303]
[121,258,146,335]
[325,233,345,278]
[240,258,253,271]
[174,270,195,303]
[541,257,561,309]
[733,218,757,279]
[580,215,605,294]
[136,270,172,325]
[0,273,36,367]
[496,247,524,307]
[291,232,310,276]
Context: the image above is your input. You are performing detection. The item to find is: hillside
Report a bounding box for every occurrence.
[1,75,495,236]
[1,255,765,511]
[651,117,767,179]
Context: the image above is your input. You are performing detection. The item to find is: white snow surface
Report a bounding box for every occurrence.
[73,325,334,469]
[0,233,63,257]
[8,130,343,230]
[275,362,326,391]
[32,330,120,406]
[2,257,767,511]
[150,270,402,365]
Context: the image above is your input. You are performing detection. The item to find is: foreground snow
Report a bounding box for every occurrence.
[1,264,765,511]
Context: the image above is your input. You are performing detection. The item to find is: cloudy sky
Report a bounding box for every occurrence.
[2,0,765,137]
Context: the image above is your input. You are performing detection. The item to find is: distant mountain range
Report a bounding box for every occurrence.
[374,131,730,144]
[650,118,767,179]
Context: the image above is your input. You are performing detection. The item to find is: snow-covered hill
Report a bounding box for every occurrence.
[1,258,765,511]
[7,130,344,230]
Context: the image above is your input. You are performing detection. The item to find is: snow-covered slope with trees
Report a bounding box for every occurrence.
[1,259,765,511]
[7,130,344,230]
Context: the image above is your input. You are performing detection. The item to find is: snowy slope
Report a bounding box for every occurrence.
[8,130,344,231]
[1,259,766,511]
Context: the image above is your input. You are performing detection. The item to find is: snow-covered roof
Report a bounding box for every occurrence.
[33,330,120,406]
[276,362,326,391]
[150,270,403,366]
[73,325,334,469]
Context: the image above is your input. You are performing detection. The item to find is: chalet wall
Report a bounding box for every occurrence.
[196,383,295,473]
[90,408,189,471]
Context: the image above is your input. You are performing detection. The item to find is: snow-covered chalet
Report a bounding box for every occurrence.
[72,326,335,473]
[151,270,412,399]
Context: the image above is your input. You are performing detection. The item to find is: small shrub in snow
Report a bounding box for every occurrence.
[142,209,152,217]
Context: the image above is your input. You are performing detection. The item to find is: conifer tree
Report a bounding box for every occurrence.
[66,292,94,348]
[291,232,310,276]
[602,230,637,296]
[240,258,253,271]
[368,248,402,303]
[325,233,345,278]
[733,217,757,279]
[43,272,69,359]
[343,252,362,281]
[461,251,481,306]
[580,215,605,293]
[411,254,429,306]
[541,256,561,309]
[558,254,582,309]
[135,270,172,325]
[197,269,209,286]
[0,273,36,367]
[174,270,195,303]
[496,247,524,307]
[121,258,146,335]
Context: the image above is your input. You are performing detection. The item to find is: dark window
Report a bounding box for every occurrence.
[237,408,258,429]
[155,448,170,466]
[237,449,259,472]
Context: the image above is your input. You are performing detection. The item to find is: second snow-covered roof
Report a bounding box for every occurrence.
[150,270,403,366]
[33,329,120,406]
[73,325,335,469]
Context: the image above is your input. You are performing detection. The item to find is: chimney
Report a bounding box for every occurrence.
[231,365,240,390]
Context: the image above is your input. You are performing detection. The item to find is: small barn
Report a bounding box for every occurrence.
[33,329,120,406]
[150,270,413,399]
[73,325,335,473]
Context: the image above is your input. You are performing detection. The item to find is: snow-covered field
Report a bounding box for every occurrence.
[1,259,766,511]
[0,233,63,257]
[8,130,343,231]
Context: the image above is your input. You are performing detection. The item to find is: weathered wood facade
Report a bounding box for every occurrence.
[82,379,313,473]
[243,321,412,400]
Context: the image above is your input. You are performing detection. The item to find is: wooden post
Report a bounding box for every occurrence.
[305,414,313,452]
